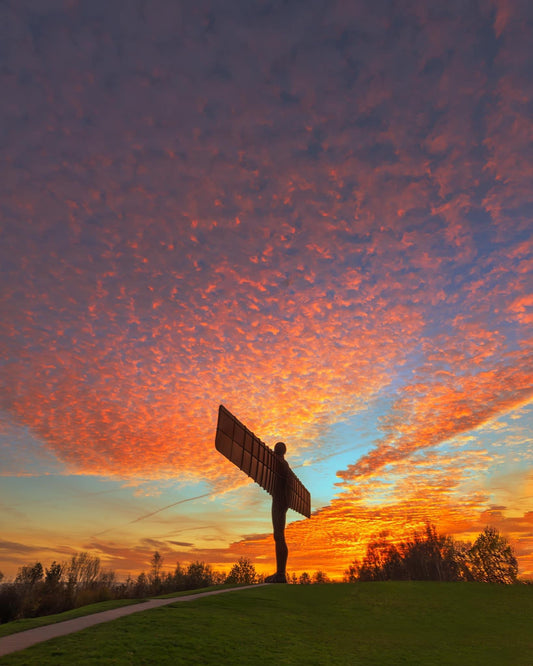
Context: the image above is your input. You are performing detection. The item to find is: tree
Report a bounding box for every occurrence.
[173,562,187,589]
[225,557,257,585]
[45,562,62,588]
[15,562,44,586]
[135,572,149,597]
[343,560,360,582]
[185,561,214,589]
[312,570,330,584]
[65,553,101,589]
[14,562,44,618]
[298,572,311,584]
[449,540,474,582]
[400,524,460,581]
[0,584,21,623]
[344,525,520,584]
[39,562,66,615]
[358,538,396,581]
[468,527,518,584]
[149,551,164,590]
[345,525,478,582]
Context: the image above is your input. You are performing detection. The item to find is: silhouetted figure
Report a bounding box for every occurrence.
[215,405,311,584]
[265,441,290,583]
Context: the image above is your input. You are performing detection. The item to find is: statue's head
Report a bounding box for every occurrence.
[274,441,287,456]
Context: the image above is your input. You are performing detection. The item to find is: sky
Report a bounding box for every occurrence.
[1,0,532,581]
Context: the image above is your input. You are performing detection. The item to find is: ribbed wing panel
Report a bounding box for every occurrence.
[215,404,311,518]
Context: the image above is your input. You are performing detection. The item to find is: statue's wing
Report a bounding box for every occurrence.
[286,467,311,518]
[215,404,311,518]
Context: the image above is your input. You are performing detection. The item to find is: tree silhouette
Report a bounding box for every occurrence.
[66,553,101,590]
[45,562,62,587]
[358,537,402,581]
[226,557,257,585]
[185,561,214,589]
[149,551,164,590]
[15,562,43,587]
[468,526,518,584]
[312,570,330,584]
[345,525,518,583]
[343,560,360,582]
[173,562,187,588]
[0,552,237,624]
[400,524,461,581]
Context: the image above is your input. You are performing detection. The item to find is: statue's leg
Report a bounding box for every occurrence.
[268,500,288,582]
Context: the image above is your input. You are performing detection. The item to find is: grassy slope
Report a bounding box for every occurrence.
[1,583,532,665]
[0,585,231,639]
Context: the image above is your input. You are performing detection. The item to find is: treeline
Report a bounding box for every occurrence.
[343,525,519,584]
[0,552,334,625]
[0,553,258,624]
[288,571,331,584]
[0,525,522,624]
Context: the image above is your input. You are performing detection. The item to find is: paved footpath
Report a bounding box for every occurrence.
[0,584,266,658]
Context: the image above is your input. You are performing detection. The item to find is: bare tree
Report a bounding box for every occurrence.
[149,551,164,589]
[400,524,460,581]
[358,537,397,581]
[65,553,101,590]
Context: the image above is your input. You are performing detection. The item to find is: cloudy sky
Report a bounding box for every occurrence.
[1,0,532,580]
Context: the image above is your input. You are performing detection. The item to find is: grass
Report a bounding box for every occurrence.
[151,583,239,599]
[0,585,230,639]
[1,582,532,665]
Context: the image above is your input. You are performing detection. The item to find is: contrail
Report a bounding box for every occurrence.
[91,491,217,537]
[91,446,358,538]
[292,443,362,469]
[128,492,215,524]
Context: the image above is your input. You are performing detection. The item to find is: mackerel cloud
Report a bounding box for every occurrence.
[1,0,531,492]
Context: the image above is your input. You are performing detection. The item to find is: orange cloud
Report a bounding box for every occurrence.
[338,356,532,484]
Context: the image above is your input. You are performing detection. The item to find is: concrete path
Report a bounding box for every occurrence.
[0,584,266,658]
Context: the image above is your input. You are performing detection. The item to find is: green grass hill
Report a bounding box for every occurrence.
[1,582,532,665]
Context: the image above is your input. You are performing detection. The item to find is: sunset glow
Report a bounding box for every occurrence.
[1,0,532,581]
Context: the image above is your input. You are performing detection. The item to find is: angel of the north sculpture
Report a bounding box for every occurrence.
[215,404,311,583]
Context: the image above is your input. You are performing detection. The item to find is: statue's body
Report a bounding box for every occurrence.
[265,442,290,583]
[214,405,311,584]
